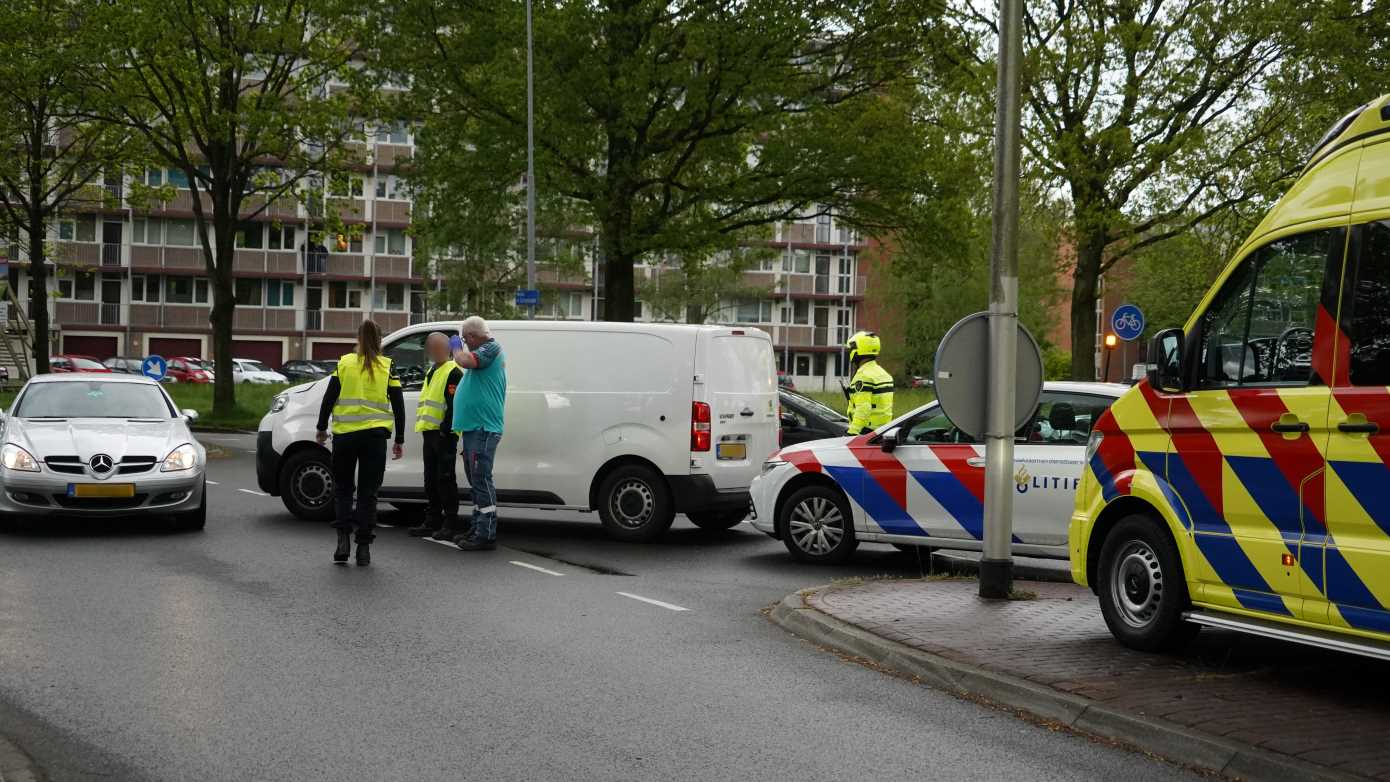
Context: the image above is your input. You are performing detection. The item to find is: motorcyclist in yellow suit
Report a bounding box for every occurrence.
[844,331,894,435]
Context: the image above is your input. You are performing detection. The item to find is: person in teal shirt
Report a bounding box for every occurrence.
[450,316,506,550]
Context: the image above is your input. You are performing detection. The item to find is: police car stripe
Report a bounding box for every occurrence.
[909,470,982,539]
[823,464,927,536]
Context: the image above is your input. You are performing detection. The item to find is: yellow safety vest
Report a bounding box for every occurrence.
[414,360,459,433]
[846,360,895,435]
[331,353,400,435]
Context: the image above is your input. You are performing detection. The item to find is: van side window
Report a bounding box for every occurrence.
[1198,229,1336,388]
[1348,222,1390,385]
[384,330,458,391]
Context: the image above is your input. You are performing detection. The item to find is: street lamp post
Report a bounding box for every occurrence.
[525,0,537,319]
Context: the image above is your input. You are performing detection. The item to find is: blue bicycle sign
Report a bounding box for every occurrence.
[1111,304,1145,342]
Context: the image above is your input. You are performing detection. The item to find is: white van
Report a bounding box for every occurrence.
[256,320,778,540]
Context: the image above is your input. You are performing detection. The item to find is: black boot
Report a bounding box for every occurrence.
[355,532,374,566]
[333,529,351,563]
[408,522,440,537]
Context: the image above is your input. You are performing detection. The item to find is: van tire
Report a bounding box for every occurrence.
[687,510,746,531]
[597,464,675,542]
[778,484,857,564]
[280,449,336,522]
[1096,515,1199,652]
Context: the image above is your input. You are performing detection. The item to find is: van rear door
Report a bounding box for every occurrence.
[695,328,778,490]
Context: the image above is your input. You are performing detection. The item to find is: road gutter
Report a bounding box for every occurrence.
[768,589,1353,782]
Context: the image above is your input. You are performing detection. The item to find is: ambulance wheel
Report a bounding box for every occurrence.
[1097,515,1199,652]
[779,484,857,564]
[280,449,335,522]
[598,464,675,542]
[687,510,746,531]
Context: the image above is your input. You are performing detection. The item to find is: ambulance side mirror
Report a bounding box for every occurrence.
[1147,328,1185,392]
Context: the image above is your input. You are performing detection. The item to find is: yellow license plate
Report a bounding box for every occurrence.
[717,442,747,460]
[69,483,135,498]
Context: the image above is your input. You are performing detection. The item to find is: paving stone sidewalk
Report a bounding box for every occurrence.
[800,578,1390,780]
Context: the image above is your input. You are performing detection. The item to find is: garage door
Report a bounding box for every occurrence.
[62,335,119,360]
[311,341,355,360]
[233,340,284,367]
[148,338,203,360]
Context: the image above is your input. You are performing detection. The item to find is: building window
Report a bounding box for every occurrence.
[329,173,364,198]
[58,220,74,241]
[236,222,264,249]
[58,271,96,301]
[793,299,809,324]
[266,280,294,307]
[166,168,190,189]
[813,353,828,376]
[372,283,406,311]
[783,249,810,274]
[131,274,161,303]
[735,299,772,323]
[235,278,263,306]
[58,216,95,242]
[374,228,407,256]
[267,224,295,251]
[132,217,162,245]
[795,354,811,375]
[374,175,405,200]
[376,121,410,144]
[144,168,163,187]
[164,219,196,246]
[165,276,208,304]
[329,281,362,309]
[330,231,362,253]
[816,214,831,243]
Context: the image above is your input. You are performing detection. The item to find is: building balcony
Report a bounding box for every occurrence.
[327,197,365,223]
[373,200,411,225]
[372,255,411,279]
[128,303,210,329]
[772,273,867,298]
[233,249,299,275]
[374,144,412,168]
[53,301,123,326]
[130,245,205,271]
[305,252,365,277]
[233,307,299,331]
[766,324,836,349]
[536,266,589,288]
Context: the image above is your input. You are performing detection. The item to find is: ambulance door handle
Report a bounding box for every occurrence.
[1338,419,1380,434]
[966,457,986,468]
[1271,414,1309,434]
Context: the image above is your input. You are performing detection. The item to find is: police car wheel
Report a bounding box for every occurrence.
[687,510,746,531]
[779,484,857,564]
[1097,515,1198,652]
[597,464,675,542]
[279,449,336,522]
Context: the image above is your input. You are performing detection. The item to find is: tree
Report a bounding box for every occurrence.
[388,0,937,322]
[0,0,140,373]
[954,0,1306,379]
[636,245,774,324]
[91,0,380,414]
[1121,213,1243,338]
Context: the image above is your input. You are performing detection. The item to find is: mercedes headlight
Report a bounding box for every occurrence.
[161,443,199,472]
[762,458,788,475]
[1,444,39,472]
[270,393,288,413]
[1084,430,1104,464]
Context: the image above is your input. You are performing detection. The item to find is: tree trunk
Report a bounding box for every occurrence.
[207,204,238,416]
[600,225,634,322]
[25,208,49,374]
[1069,230,1106,381]
[685,304,704,325]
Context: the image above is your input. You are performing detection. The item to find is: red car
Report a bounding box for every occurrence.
[49,355,113,373]
[166,356,214,383]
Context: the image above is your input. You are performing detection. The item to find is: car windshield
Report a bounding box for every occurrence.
[72,357,106,370]
[240,360,270,372]
[784,390,847,423]
[14,381,173,419]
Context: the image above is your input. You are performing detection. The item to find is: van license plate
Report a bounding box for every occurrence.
[69,483,135,498]
[717,442,747,460]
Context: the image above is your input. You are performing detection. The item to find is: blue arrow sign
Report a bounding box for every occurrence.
[1111,304,1146,342]
[515,288,540,307]
[142,354,167,381]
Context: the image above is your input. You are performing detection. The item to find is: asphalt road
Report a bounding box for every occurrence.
[0,434,1198,781]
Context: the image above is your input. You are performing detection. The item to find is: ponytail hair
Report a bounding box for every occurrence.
[357,319,383,379]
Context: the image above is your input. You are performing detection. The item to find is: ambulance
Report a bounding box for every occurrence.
[1071,96,1390,659]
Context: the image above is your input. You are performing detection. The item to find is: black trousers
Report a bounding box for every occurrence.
[331,428,389,540]
[421,429,460,528]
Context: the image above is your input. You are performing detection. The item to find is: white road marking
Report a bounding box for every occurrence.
[206,480,219,485]
[377,523,395,528]
[509,560,564,577]
[237,488,270,497]
[425,538,460,550]
[616,592,690,612]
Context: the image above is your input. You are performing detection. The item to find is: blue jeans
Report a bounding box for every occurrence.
[461,430,502,542]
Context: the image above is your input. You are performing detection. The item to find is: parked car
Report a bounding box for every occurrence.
[751,381,1125,564]
[49,355,112,374]
[229,359,288,385]
[777,370,795,390]
[910,375,933,389]
[0,374,206,529]
[278,359,332,384]
[103,357,145,375]
[779,389,848,447]
[166,357,214,384]
[258,321,778,540]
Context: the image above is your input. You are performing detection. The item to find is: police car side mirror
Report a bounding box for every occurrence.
[880,427,901,453]
[1147,328,1185,392]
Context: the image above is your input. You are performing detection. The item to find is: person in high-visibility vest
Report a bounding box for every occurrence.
[315,319,405,565]
[408,332,464,540]
[844,330,894,435]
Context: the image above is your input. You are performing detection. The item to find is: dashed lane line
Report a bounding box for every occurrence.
[616,592,690,612]
[425,538,461,550]
[206,480,219,485]
[237,488,270,497]
[509,560,564,577]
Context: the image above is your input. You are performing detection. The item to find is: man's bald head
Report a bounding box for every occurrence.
[426,331,450,362]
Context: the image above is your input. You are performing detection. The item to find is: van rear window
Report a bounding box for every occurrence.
[708,336,775,392]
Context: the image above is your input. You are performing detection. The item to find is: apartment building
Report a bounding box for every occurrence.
[1,122,429,368]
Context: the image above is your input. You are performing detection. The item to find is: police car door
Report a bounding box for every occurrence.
[1011,391,1116,547]
[887,405,984,543]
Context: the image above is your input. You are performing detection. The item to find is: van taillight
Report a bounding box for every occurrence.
[691,401,711,451]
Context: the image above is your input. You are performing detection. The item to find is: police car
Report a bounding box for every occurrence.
[751,381,1124,563]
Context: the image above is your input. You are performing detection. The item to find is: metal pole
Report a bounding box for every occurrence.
[1103,344,1112,381]
[980,0,1023,600]
[525,0,537,320]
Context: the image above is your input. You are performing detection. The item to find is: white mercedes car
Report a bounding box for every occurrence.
[749,382,1125,563]
[0,375,207,529]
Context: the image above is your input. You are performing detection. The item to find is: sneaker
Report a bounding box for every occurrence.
[408,524,440,537]
[431,527,458,542]
[356,541,371,566]
[333,530,351,563]
[457,538,496,551]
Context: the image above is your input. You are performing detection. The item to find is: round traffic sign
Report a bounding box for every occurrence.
[932,312,1043,440]
[1111,304,1145,342]
[142,354,167,381]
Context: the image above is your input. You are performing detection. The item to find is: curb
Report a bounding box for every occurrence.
[0,733,43,782]
[768,589,1357,782]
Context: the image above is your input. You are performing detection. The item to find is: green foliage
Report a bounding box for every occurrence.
[636,246,775,324]
[1124,219,1243,339]
[387,0,943,321]
[1043,348,1071,381]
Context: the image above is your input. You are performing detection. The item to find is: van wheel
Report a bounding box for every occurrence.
[778,484,857,564]
[1097,515,1199,652]
[280,449,335,522]
[687,510,746,531]
[597,464,675,542]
